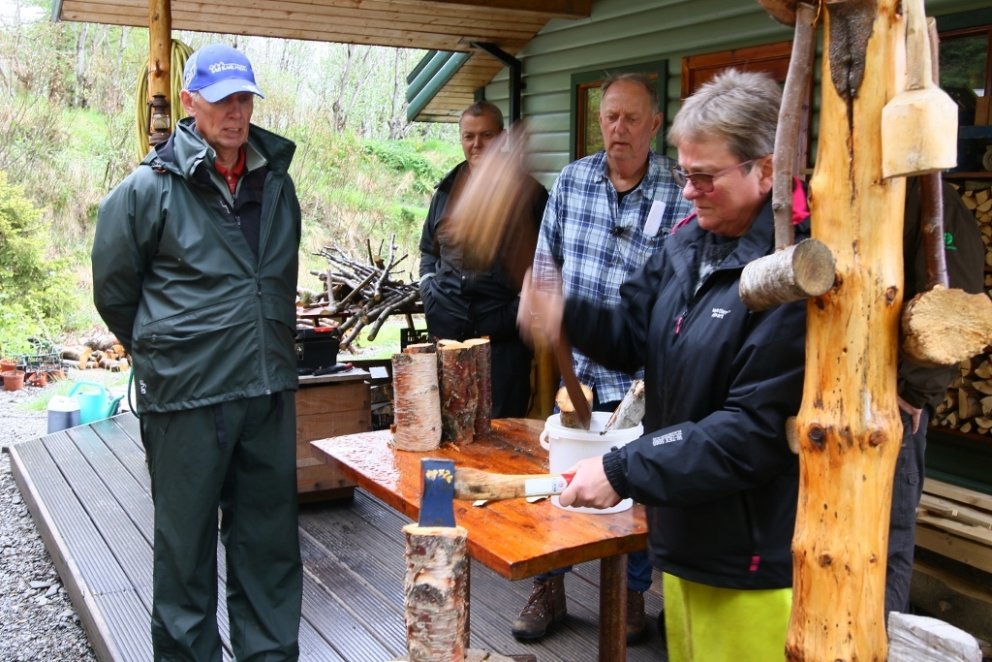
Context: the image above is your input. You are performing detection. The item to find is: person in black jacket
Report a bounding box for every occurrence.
[519,69,806,661]
[886,178,985,617]
[419,101,548,416]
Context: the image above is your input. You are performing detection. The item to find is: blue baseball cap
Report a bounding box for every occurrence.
[182,44,265,103]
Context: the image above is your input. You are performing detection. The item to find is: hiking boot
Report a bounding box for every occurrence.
[511,576,567,640]
[626,588,647,644]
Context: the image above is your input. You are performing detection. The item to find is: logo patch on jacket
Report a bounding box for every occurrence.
[711,307,731,319]
[652,429,683,446]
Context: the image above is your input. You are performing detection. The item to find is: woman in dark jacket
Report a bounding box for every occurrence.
[519,69,807,661]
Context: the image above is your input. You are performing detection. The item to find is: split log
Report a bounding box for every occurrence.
[604,379,645,431]
[402,524,470,662]
[902,285,992,365]
[392,352,442,451]
[739,239,836,311]
[462,338,492,435]
[555,384,592,429]
[437,340,479,445]
[887,612,982,662]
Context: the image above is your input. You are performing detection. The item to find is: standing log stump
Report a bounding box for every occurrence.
[437,340,479,445]
[463,338,492,435]
[392,352,442,451]
[403,524,470,662]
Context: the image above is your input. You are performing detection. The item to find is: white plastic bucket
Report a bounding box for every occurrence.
[47,395,81,434]
[540,411,642,514]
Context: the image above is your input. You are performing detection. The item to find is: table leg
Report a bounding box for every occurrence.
[599,553,627,662]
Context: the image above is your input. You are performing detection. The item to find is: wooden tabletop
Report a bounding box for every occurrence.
[311,418,648,580]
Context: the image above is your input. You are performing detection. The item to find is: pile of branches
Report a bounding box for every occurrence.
[303,235,421,350]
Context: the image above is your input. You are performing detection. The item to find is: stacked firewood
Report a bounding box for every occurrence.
[931,185,992,436]
[302,236,421,351]
[60,334,130,371]
[932,355,992,435]
[391,338,492,451]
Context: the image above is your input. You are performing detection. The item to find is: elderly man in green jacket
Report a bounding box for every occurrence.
[92,43,302,661]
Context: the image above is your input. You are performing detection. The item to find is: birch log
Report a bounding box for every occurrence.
[462,338,493,435]
[739,238,836,311]
[392,352,442,451]
[787,1,905,659]
[403,524,470,662]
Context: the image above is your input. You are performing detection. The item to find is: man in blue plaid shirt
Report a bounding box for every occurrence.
[513,72,692,644]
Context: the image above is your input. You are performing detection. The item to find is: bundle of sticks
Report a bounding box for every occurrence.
[304,235,421,350]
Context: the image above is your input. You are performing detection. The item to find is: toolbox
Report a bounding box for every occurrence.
[295,326,340,373]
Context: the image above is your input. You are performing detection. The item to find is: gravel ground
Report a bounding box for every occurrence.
[1,378,99,662]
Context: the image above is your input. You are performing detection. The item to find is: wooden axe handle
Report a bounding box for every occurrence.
[453,467,573,501]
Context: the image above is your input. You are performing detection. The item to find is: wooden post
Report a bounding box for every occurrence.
[786,0,905,659]
[147,0,172,146]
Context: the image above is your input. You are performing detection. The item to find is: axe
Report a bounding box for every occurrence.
[420,458,574,525]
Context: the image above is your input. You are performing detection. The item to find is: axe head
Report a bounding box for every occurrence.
[419,458,456,527]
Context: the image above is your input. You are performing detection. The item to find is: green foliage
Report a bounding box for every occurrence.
[0,20,464,347]
[360,139,457,195]
[0,171,73,356]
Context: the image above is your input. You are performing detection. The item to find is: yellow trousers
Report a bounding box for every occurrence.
[664,572,792,662]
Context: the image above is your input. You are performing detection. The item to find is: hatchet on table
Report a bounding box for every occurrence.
[419,458,574,526]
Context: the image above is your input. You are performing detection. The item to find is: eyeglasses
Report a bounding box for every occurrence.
[669,159,758,193]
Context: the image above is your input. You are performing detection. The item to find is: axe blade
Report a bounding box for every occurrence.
[419,458,456,527]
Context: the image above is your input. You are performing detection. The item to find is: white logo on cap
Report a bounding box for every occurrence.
[208,62,249,75]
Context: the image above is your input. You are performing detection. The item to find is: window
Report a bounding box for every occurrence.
[569,60,667,160]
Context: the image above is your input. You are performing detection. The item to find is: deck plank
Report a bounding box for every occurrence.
[11,415,668,662]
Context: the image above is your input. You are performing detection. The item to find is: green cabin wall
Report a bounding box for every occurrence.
[477,0,990,188]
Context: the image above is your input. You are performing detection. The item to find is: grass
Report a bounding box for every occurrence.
[341,315,426,360]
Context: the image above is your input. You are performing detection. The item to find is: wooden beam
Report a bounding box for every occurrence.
[423,0,591,19]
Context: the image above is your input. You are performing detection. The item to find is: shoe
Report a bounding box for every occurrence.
[511,576,567,640]
[626,589,647,644]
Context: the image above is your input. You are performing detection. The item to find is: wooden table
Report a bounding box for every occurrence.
[311,418,648,661]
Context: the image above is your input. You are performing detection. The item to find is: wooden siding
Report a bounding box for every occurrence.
[478,0,992,187]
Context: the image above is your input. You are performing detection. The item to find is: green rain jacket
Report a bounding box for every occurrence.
[92,118,301,413]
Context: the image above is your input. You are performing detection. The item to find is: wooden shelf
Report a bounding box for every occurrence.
[945,171,992,180]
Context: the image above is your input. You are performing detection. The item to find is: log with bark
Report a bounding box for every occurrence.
[462,338,492,435]
[402,524,470,662]
[391,352,442,451]
[437,340,479,446]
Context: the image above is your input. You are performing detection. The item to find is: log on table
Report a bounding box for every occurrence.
[437,340,479,445]
[462,338,492,435]
[392,352,442,451]
[403,524,470,662]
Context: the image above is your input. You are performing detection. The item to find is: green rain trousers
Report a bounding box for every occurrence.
[140,391,302,661]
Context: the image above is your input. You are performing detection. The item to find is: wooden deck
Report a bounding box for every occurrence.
[8,414,667,662]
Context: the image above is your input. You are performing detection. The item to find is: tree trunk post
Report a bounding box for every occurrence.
[787,1,905,659]
[147,0,172,146]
